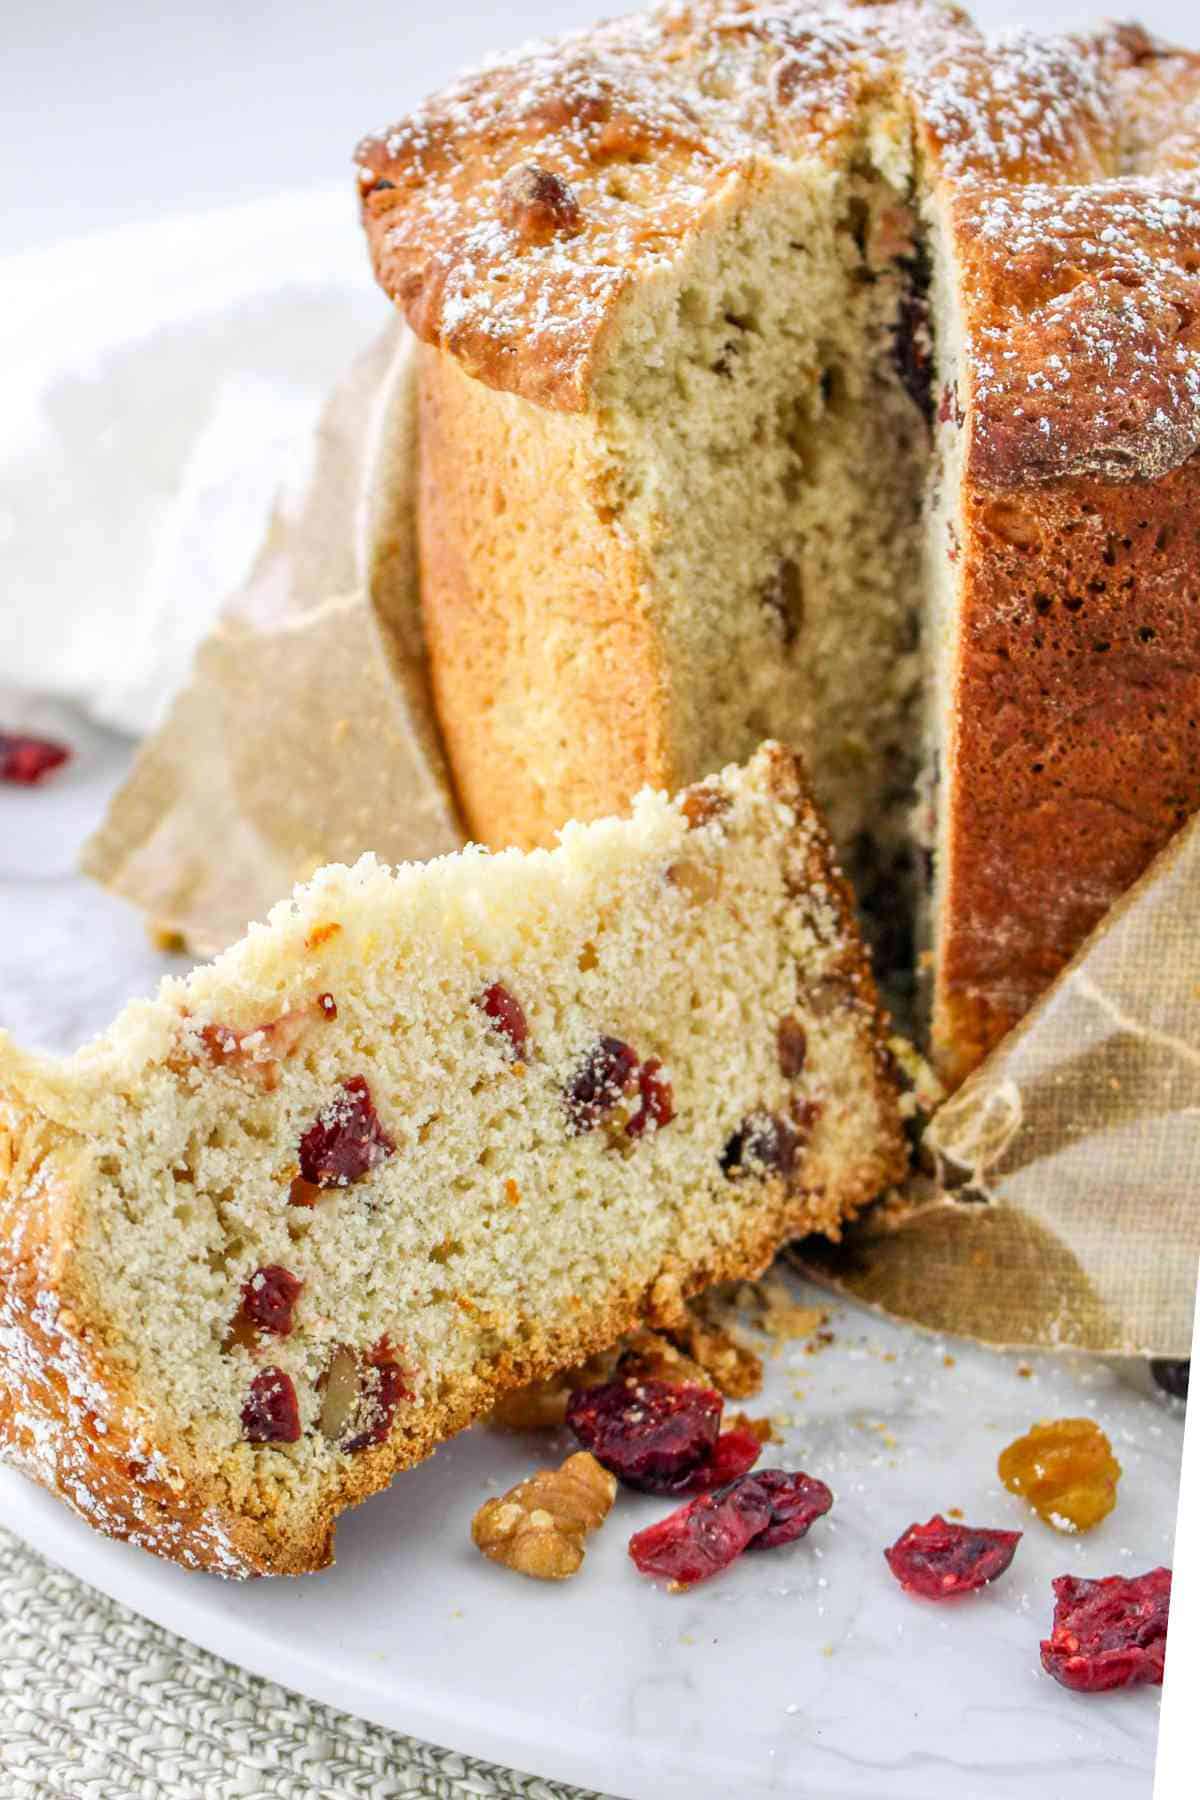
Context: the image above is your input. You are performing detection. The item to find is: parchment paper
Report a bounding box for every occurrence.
[84,317,1198,1357]
[82,323,463,953]
[795,821,1200,1356]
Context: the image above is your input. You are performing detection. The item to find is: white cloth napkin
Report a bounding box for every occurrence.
[0,185,388,735]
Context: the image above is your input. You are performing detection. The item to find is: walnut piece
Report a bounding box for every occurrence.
[472,1451,616,1580]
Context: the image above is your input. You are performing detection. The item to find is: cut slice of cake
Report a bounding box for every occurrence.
[0,745,905,1576]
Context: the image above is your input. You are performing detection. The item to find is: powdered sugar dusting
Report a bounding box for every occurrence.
[958,175,1200,484]
[358,0,1200,481]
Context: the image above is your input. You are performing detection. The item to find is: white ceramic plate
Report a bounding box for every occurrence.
[0,731,1183,1800]
[2,1256,1181,1800]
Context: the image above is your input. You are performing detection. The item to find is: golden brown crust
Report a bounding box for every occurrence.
[360,5,1200,485]
[4,1132,889,1578]
[923,28,1200,492]
[916,24,1200,1074]
[356,1,954,410]
[417,344,674,847]
[933,457,1200,1083]
[357,2,918,407]
[0,1103,285,1576]
[365,3,1200,1080]
[0,747,905,1576]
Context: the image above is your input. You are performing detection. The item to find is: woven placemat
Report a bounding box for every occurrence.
[0,1528,604,1800]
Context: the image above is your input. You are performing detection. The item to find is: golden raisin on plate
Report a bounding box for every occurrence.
[998,1418,1121,1533]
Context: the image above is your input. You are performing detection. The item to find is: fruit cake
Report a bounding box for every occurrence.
[0,745,904,1574]
[357,0,1200,1084]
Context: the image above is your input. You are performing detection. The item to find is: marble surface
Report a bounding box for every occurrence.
[0,721,1183,1799]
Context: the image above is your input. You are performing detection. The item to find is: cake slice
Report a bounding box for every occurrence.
[0,745,904,1575]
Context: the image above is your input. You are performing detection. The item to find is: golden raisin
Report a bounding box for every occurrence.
[998,1418,1121,1533]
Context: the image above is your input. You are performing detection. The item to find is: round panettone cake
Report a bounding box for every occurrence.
[357,0,1200,1085]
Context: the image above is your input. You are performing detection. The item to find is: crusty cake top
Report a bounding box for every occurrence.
[357,0,1200,487]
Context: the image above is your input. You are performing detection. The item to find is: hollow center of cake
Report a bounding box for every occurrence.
[595,161,936,1014]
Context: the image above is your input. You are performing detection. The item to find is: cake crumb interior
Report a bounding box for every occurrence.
[593,144,955,1021]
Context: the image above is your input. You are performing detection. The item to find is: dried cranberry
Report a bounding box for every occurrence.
[1151,1359,1189,1401]
[241,1265,303,1336]
[721,1111,799,1179]
[241,1368,301,1443]
[298,1076,394,1187]
[629,1477,774,1586]
[627,1058,675,1137]
[885,1514,1022,1599]
[750,1469,835,1549]
[317,992,338,1020]
[622,1424,764,1497]
[629,1465,834,1585]
[1041,1568,1171,1692]
[892,244,934,426]
[566,1377,722,1487]
[475,982,528,1057]
[673,1426,763,1494]
[564,1037,639,1132]
[0,732,71,785]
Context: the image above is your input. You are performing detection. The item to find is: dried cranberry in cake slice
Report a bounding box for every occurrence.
[564,1036,639,1132]
[298,1076,395,1187]
[627,1059,674,1137]
[475,982,529,1057]
[320,1340,413,1455]
[721,1112,799,1180]
[242,1369,301,1444]
[240,1266,303,1336]
[0,744,904,1575]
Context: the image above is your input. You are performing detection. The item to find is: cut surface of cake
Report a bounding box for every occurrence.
[0,745,905,1575]
[358,0,1200,1084]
